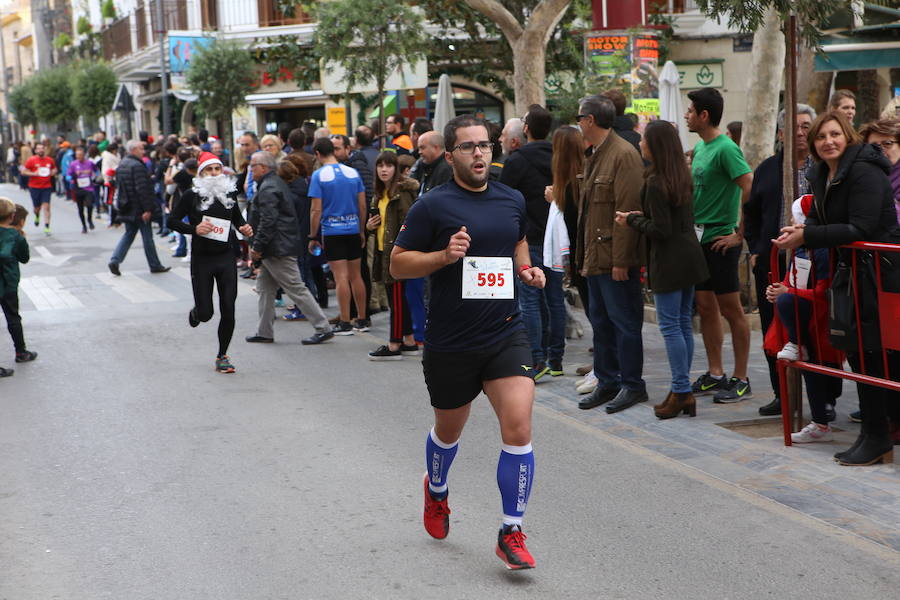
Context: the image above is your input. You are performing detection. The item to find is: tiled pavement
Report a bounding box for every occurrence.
[534,318,900,553]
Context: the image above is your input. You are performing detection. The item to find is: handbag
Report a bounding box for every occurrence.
[827,249,881,352]
[813,191,883,353]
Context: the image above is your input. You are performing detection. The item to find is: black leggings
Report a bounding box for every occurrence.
[191,253,237,357]
[74,190,94,229]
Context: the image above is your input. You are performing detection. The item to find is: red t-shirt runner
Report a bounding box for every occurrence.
[25,155,55,189]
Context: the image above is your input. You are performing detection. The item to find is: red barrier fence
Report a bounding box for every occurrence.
[774,241,900,446]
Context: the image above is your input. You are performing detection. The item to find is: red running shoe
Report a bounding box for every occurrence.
[423,473,450,539]
[495,525,535,570]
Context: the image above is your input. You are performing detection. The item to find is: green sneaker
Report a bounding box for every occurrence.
[549,359,563,377]
[691,372,727,396]
[713,377,752,403]
[531,362,551,382]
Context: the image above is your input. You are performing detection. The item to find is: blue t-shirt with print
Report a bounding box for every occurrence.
[309,162,365,236]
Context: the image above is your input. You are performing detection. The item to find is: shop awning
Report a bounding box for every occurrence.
[368,94,398,120]
[245,90,326,105]
[815,40,900,71]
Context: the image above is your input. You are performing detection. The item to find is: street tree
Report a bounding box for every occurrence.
[464,0,572,115]
[186,38,256,164]
[313,0,428,138]
[696,0,842,224]
[32,66,78,130]
[72,62,118,125]
[8,79,38,131]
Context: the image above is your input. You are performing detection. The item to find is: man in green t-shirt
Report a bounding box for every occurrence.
[685,88,754,404]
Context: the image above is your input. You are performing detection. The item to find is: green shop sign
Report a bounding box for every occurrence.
[675,61,724,90]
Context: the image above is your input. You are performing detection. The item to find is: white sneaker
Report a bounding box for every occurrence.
[777,342,808,361]
[576,372,598,395]
[574,371,593,388]
[791,422,833,444]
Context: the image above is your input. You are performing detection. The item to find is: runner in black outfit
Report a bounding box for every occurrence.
[168,152,253,373]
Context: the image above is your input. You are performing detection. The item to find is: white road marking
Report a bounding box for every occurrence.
[19,276,84,310]
[94,272,177,304]
[31,246,74,267]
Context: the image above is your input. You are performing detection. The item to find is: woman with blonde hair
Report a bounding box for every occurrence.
[260,134,286,161]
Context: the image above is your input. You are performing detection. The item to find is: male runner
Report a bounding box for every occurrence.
[20,142,56,235]
[391,115,546,570]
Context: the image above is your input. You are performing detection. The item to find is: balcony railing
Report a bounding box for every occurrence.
[217,0,312,29]
[150,0,188,41]
[102,16,132,62]
[136,5,149,49]
[259,0,312,27]
[653,0,701,13]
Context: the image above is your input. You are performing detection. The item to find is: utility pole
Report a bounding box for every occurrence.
[155,0,170,136]
[0,20,10,145]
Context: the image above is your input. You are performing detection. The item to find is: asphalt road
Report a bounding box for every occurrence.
[1,183,899,599]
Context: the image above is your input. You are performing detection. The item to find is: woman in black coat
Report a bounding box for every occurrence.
[616,120,709,418]
[775,111,900,466]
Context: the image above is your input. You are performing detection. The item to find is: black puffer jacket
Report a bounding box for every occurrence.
[346,151,374,202]
[805,143,898,249]
[249,172,301,258]
[115,154,157,219]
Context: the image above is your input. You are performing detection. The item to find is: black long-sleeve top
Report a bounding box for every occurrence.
[168,189,246,256]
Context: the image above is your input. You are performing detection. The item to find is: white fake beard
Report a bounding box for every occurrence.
[193,174,237,211]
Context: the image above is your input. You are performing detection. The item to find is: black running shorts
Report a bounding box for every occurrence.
[422,328,533,410]
[695,242,742,295]
[323,233,363,261]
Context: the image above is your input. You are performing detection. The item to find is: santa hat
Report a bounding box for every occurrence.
[197,151,223,174]
[791,194,814,226]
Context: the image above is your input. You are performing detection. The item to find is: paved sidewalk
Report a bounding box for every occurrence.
[531,315,900,553]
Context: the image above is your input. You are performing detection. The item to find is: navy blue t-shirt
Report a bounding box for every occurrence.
[394,180,527,352]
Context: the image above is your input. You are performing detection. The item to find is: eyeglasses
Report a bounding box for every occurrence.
[451,141,493,155]
[575,114,589,122]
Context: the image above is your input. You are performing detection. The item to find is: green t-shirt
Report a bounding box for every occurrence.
[691,134,751,244]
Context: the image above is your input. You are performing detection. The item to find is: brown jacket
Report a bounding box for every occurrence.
[576,130,645,276]
[371,177,418,284]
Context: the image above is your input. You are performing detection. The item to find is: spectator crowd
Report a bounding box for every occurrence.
[2,87,899,467]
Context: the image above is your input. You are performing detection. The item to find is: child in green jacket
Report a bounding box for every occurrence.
[0,197,36,377]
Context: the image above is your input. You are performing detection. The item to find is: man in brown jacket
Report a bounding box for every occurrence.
[575,95,647,414]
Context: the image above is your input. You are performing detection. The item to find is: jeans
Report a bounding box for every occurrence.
[517,244,566,364]
[109,220,164,270]
[775,292,811,345]
[406,277,426,343]
[1,292,25,353]
[587,269,645,391]
[654,287,695,394]
[297,253,317,299]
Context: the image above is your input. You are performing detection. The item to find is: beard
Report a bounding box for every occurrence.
[453,160,489,190]
[193,174,237,211]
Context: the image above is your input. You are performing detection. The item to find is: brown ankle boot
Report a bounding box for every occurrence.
[654,391,675,410]
[654,392,696,420]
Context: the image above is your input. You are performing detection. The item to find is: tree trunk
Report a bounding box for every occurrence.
[739,7,785,171]
[465,0,571,115]
[378,84,386,148]
[511,32,548,116]
[857,69,880,125]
